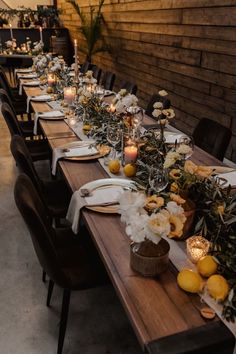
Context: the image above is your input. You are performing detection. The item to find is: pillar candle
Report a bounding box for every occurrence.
[74,39,79,82]
[124,144,138,164]
[9,24,13,40]
[64,87,76,105]
[39,27,43,43]
[47,73,56,87]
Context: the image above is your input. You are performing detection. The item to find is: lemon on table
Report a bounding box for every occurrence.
[206,274,229,301]
[108,159,120,174]
[46,87,53,94]
[177,269,203,293]
[83,124,92,132]
[123,163,137,177]
[197,255,218,278]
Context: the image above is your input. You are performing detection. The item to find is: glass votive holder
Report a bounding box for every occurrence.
[186,235,210,263]
[124,139,138,165]
[64,86,76,106]
[47,73,56,87]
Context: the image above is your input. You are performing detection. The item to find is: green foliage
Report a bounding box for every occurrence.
[66,0,108,62]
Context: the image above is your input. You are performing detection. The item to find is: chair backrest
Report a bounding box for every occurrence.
[193,118,232,161]
[0,88,17,115]
[0,68,13,99]
[10,135,42,191]
[1,102,23,137]
[14,173,69,288]
[90,64,102,84]
[80,61,92,74]
[145,93,171,118]
[101,71,116,90]
[120,80,137,95]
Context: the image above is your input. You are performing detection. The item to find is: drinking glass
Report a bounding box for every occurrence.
[149,167,169,193]
[176,135,194,160]
[106,124,122,159]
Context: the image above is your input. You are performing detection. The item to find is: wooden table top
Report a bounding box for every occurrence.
[25,86,234,354]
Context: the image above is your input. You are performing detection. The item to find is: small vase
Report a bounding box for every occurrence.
[130,239,170,277]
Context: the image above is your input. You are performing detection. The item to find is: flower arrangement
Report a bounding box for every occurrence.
[112,89,139,114]
[82,70,97,85]
[119,191,186,244]
[32,53,52,72]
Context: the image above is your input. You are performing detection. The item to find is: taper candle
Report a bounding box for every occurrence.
[39,27,43,43]
[9,24,13,40]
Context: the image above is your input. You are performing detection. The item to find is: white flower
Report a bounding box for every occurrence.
[176,144,193,155]
[147,213,171,240]
[164,151,180,168]
[153,101,163,109]
[118,89,128,97]
[162,108,175,119]
[166,201,184,215]
[152,109,162,118]
[158,90,168,97]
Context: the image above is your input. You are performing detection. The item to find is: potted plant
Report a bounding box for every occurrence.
[66,0,109,62]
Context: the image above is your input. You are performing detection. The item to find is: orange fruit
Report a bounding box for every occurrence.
[108,159,120,174]
[123,163,137,177]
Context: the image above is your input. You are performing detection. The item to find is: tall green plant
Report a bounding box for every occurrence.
[66,0,108,62]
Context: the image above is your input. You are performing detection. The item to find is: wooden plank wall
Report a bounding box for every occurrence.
[57,0,236,162]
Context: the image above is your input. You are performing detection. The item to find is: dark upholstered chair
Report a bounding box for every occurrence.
[193,118,232,161]
[1,103,50,162]
[90,64,102,84]
[0,66,27,115]
[14,173,108,354]
[80,61,91,74]
[10,135,70,219]
[120,80,138,95]
[0,89,42,137]
[145,93,171,118]
[101,71,116,91]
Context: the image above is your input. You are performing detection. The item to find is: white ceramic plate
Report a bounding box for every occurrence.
[23,80,40,86]
[79,178,136,213]
[31,95,52,102]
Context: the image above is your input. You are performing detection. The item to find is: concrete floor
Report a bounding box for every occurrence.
[0,116,142,354]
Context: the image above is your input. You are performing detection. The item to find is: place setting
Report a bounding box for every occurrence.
[51,139,110,175]
[66,177,138,233]
[33,110,65,134]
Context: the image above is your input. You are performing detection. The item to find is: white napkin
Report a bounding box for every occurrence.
[66,186,124,233]
[164,132,183,144]
[51,140,96,175]
[26,95,52,113]
[217,171,236,188]
[33,110,64,135]
[19,80,40,95]
[15,68,33,74]
[104,90,115,96]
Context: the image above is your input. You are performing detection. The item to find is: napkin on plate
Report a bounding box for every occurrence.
[17,73,38,79]
[33,110,64,135]
[104,90,115,97]
[26,94,52,113]
[217,171,236,188]
[164,132,183,144]
[51,140,96,175]
[66,186,124,233]
[19,80,40,95]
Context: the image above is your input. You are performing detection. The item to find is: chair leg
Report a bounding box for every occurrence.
[57,289,71,354]
[42,270,46,283]
[46,279,55,307]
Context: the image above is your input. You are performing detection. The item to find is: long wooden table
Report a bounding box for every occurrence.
[25,85,235,354]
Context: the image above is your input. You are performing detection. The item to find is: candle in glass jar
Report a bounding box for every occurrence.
[64,87,76,105]
[39,27,43,43]
[186,236,210,263]
[9,24,13,40]
[124,145,138,164]
[47,73,56,87]
[109,103,116,113]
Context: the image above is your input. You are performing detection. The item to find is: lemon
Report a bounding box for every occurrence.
[206,274,229,301]
[123,163,137,177]
[46,86,53,94]
[197,255,218,278]
[82,124,91,132]
[177,269,203,293]
[108,159,120,174]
